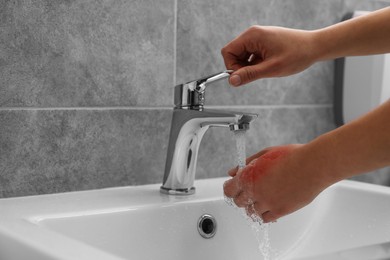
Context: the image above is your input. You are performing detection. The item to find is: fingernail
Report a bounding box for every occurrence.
[230,74,241,86]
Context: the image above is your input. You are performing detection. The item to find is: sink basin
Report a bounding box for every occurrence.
[1,178,390,260]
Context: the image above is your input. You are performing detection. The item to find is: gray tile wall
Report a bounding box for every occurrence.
[0,0,388,197]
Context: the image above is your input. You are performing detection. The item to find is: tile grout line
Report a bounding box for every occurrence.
[0,104,332,111]
[208,104,333,109]
[173,0,178,86]
[0,107,172,111]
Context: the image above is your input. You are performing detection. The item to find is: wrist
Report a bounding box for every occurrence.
[297,135,345,189]
[308,29,339,62]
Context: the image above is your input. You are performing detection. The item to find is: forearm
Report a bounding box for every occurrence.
[302,99,390,185]
[312,7,390,61]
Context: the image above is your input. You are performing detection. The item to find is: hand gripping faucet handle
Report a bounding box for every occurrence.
[174,70,234,110]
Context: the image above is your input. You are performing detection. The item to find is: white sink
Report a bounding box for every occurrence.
[1,178,390,260]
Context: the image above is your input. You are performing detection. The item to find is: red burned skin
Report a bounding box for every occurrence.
[239,147,290,183]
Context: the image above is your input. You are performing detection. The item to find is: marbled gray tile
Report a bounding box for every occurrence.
[343,0,389,11]
[0,0,175,107]
[0,108,172,197]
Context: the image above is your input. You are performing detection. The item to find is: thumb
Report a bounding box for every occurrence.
[229,61,274,86]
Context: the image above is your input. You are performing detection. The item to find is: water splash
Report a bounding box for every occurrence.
[246,204,276,260]
[224,130,278,260]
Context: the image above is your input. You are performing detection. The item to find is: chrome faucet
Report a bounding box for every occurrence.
[160,70,258,195]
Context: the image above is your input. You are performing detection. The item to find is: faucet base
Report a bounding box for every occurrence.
[160,186,196,195]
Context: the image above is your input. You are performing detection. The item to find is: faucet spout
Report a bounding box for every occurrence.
[160,109,257,195]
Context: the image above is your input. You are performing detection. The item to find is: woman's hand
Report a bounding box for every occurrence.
[223,144,328,223]
[221,26,317,86]
[221,8,390,87]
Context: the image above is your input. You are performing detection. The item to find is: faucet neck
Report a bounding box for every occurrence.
[160,108,257,195]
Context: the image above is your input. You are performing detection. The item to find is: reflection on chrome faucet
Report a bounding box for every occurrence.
[160,71,258,195]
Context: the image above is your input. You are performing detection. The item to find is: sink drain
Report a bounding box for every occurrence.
[197,214,217,239]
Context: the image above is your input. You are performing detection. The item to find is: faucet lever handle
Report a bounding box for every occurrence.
[175,70,233,109]
[195,70,233,92]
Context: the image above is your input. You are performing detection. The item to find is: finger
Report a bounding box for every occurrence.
[228,166,239,177]
[246,204,264,222]
[229,61,267,86]
[261,211,278,223]
[223,178,241,198]
[221,25,267,71]
[229,149,269,177]
[224,53,264,88]
[233,190,253,208]
[221,39,250,71]
[246,202,270,222]
[245,203,257,218]
[228,163,248,177]
[246,148,271,165]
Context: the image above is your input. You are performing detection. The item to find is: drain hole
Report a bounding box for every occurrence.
[202,218,214,234]
[198,214,217,239]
